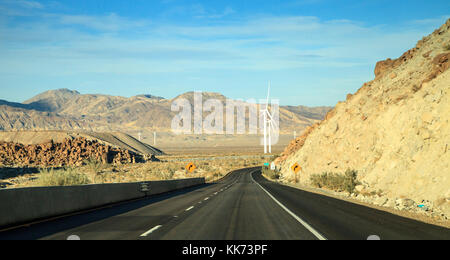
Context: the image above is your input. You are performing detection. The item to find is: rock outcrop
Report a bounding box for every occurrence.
[0,137,143,167]
[276,19,450,218]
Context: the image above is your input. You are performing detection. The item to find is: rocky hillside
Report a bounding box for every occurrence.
[0,90,331,135]
[0,104,87,130]
[0,137,143,167]
[276,19,450,218]
[0,130,164,156]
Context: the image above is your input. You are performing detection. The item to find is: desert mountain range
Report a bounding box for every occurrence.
[276,19,450,217]
[0,89,331,136]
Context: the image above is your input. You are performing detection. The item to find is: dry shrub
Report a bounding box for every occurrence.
[8,155,267,187]
[310,169,360,194]
[35,168,91,187]
[262,166,280,180]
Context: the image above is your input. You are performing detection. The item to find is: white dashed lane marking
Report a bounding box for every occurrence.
[140,225,162,237]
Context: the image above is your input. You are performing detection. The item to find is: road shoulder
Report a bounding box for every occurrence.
[261,174,450,229]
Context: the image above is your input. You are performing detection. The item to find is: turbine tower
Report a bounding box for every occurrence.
[261,81,278,154]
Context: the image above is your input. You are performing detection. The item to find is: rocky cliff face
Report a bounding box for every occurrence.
[276,19,450,218]
[0,137,142,167]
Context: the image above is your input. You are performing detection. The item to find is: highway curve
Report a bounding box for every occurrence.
[0,167,449,240]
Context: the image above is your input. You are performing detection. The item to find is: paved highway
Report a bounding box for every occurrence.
[0,167,449,240]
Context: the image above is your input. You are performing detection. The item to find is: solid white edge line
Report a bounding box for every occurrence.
[251,171,327,241]
[140,225,162,237]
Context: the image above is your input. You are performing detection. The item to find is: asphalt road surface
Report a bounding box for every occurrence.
[0,167,449,240]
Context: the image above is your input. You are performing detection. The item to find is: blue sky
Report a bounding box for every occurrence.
[0,0,449,106]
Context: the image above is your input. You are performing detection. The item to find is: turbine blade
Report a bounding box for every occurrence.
[266,111,275,121]
[267,113,279,129]
[269,120,278,131]
[266,81,271,105]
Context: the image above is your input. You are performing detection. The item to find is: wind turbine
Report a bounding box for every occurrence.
[261,81,278,154]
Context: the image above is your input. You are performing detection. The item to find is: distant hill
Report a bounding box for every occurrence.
[0,104,87,130]
[0,89,332,135]
[23,88,81,111]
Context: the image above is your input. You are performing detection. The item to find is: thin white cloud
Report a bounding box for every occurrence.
[58,13,149,32]
[0,11,445,78]
[1,0,44,9]
[160,3,235,20]
[410,15,449,25]
[0,0,44,16]
[16,0,44,9]
[195,6,235,19]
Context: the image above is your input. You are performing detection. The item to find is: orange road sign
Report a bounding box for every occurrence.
[291,163,302,174]
[186,163,196,173]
